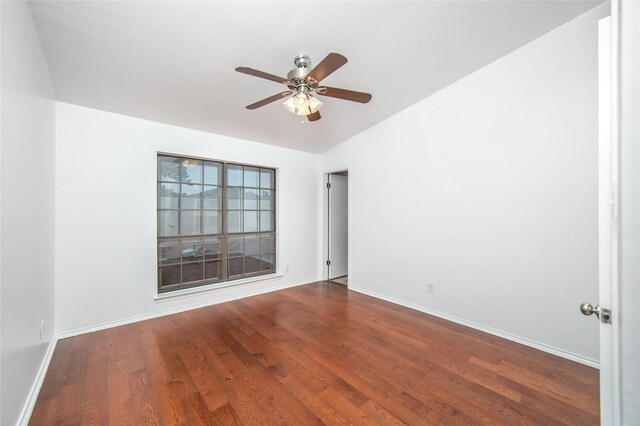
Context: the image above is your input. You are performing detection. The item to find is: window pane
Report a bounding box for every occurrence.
[259,189,273,210]
[244,167,259,188]
[244,235,260,256]
[182,262,203,284]
[260,169,274,189]
[159,156,276,292]
[261,254,275,272]
[205,260,222,282]
[159,265,181,287]
[228,258,243,277]
[244,211,258,232]
[181,238,203,261]
[245,256,261,275]
[260,234,275,254]
[228,236,243,257]
[204,237,221,260]
[260,211,273,232]
[159,183,180,209]
[159,211,179,237]
[204,161,221,186]
[227,211,242,233]
[203,186,220,210]
[180,211,202,235]
[227,165,243,186]
[181,184,202,209]
[158,156,181,182]
[244,189,258,210]
[182,159,202,184]
[158,240,181,265]
[227,188,242,209]
[204,210,221,234]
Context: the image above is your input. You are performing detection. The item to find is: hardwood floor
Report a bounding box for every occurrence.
[30,282,599,425]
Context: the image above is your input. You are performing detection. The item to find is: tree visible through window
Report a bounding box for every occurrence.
[157,154,276,293]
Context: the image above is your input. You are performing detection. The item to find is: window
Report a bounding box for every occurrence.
[157,154,276,293]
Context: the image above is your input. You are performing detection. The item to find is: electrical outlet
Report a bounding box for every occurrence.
[427,283,435,294]
[285,265,290,273]
[40,320,45,341]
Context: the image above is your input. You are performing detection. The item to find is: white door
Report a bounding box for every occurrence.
[595,16,619,425]
[328,173,348,280]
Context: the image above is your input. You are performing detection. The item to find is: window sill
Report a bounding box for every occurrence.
[154,273,283,302]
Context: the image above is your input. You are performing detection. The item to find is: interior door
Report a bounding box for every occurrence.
[328,173,348,280]
[596,16,619,425]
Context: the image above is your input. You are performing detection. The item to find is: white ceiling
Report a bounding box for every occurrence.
[29,1,602,153]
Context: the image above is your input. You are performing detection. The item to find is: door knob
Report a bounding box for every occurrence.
[580,302,600,318]
[580,303,612,324]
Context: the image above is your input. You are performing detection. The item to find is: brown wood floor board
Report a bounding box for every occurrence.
[29,281,599,425]
[321,287,598,409]
[196,320,323,425]
[105,346,135,424]
[333,288,594,386]
[80,334,109,425]
[248,294,505,424]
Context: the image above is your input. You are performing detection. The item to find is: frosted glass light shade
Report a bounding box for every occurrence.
[308,96,323,113]
[294,93,309,111]
[282,97,296,113]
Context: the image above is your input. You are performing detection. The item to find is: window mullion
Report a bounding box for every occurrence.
[222,165,228,281]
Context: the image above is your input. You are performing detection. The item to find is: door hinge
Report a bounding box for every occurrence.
[326,182,331,189]
[326,260,331,266]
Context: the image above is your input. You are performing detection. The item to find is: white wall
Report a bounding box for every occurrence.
[54,102,321,335]
[1,1,56,424]
[321,4,608,363]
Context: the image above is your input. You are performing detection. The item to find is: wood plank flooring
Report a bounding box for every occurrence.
[29,282,599,425]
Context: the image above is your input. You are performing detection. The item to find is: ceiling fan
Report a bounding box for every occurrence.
[235,53,372,122]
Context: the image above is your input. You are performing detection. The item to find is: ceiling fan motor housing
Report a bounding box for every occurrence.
[287,54,311,80]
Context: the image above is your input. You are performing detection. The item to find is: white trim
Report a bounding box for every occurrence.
[349,285,599,369]
[17,338,58,426]
[154,273,283,301]
[56,278,314,340]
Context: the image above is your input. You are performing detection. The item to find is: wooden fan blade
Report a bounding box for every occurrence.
[235,67,288,84]
[306,53,347,83]
[246,92,289,110]
[307,111,321,122]
[318,86,372,103]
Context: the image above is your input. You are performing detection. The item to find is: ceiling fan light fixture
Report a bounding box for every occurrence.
[308,96,323,114]
[294,92,309,110]
[282,96,296,113]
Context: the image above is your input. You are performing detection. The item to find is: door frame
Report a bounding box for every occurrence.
[323,167,350,284]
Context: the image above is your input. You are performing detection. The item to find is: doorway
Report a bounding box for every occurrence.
[326,171,348,285]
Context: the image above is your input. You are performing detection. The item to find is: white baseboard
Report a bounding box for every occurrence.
[18,337,58,426]
[56,277,315,340]
[349,285,599,369]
